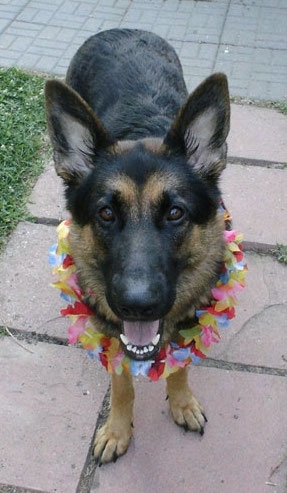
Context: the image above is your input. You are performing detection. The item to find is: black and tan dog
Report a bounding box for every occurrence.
[45,28,230,464]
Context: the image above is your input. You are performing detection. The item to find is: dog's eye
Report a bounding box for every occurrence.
[167,206,184,222]
[99,206,115,222]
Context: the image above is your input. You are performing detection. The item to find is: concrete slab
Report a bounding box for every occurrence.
[28,159,66,221]
[210,252,287,365]
[221,163,287,244]
[1,0,287,101]
[211,252,287,371]
[94,367,287,493]
[0,221,68,338]
[0,337,109,493]
[228,104,287,164]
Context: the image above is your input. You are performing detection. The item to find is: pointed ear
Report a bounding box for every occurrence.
[45,80,113,185]
[163,73,230,183]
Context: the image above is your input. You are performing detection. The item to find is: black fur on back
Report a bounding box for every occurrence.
[66,29,188,140]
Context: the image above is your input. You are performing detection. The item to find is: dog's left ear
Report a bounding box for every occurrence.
[45,80,113,185]
[163,73,230,183]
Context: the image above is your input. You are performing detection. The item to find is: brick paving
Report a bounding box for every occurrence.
[0,0,287,100]
[0,1,287,492]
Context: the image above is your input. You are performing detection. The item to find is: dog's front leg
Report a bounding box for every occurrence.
[93,371,134,465]
[166,367,207,434]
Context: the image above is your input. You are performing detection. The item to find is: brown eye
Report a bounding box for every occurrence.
[99,206,115,222]
[167,206,184,222]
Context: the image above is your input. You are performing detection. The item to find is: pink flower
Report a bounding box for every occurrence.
[224,229,238,242]
[68,316,87,344]
[201,325,219,347]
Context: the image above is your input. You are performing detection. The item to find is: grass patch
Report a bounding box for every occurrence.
[271,244,287,265]
[0,67,49,251]
[273,101,287,115]
[231,95,287,115]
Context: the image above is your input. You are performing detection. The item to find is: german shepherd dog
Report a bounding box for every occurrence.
[45,28,230,464]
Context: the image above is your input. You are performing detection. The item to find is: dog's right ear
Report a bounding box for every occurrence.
[163,73,230,185]
[45,80,113,185]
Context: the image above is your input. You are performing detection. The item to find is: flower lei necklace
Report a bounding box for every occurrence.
[49,204,247,382]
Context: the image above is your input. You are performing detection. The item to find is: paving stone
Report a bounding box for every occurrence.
[0,9,20,22]
[210,252,287,371]
[0,337,109,492]
[35,55,58,73]
[6,20,43,35]
[28,160,66,220]
[228,105,287,163]
[0,33,15,49]
[17,7,40,22]
[38,25,62,40]
[10,36,33,52]
[0,51,20,67]
[215,45,287,101]
[0,222,68,338]
[0,0,286,102]
[93,367,287,493]
[28,42,67,58]
[18,53,41,71]
[221,164,287,244]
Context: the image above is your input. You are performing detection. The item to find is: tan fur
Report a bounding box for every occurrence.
[69,223,119,326]
[168,215,224,319]
[94,372,134,463]
[106,175,138,204]
[115,136,163,154]
[166,368,206,431]
[142,171,180,212]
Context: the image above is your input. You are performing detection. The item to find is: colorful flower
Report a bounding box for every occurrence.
[130,359,153,377]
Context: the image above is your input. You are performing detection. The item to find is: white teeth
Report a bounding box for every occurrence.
[120,332,160,355]
[120,334,129,345]
[152,334,160,346]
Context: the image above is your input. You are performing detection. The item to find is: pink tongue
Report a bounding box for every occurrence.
[123,320,160,346]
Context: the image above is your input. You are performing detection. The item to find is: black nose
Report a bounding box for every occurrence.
[110,276,164,321]
[120,300,157,320]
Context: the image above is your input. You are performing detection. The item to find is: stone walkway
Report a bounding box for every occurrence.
[0,1,287,492]
[0,0,287,100]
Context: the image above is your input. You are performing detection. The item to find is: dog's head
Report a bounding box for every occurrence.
[45,74,230,360]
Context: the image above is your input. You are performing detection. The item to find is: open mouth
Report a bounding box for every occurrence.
[120,320,161,361]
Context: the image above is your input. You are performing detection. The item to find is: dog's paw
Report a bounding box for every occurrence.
[169,391,207,435]
[93,421,133,465]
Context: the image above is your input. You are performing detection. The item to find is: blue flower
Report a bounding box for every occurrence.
[172,347,190,361]
[48,243,65,267]
[215,313,230,328]
[219,270,230,284]
[130,359,153,376]
[87,346,103,360]
[191,354,201,364]
[196,309,208,318]
[60,292,74,304]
